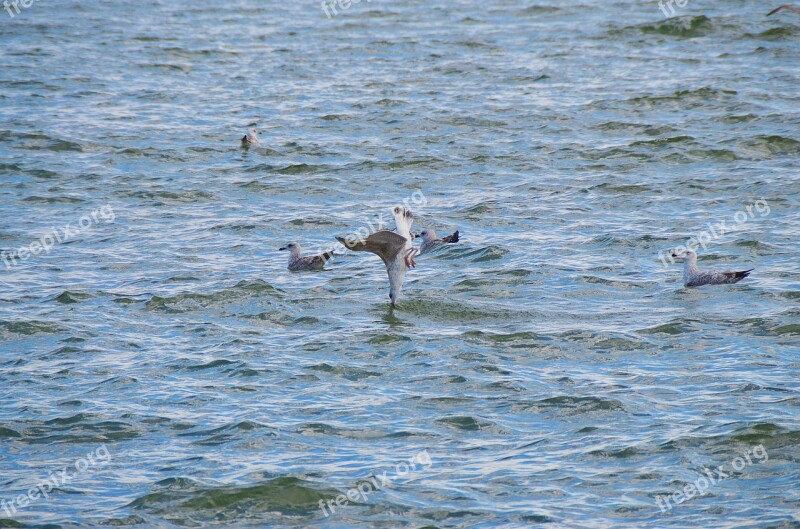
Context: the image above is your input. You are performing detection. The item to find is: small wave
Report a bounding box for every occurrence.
[771,324,800,336]
[22,195,85,204]
[20,414,142,444]
[536,396,625,414]
[0,320,65,338]
[638,320,697,335]
[749,26,800,40]
[460,245,508,262]
[123,189,215,202]
[145,280,282,313]
[589,446,640,458]
[738,135,800,156]
[400,298,522,321]
[463,330,544,349]
[130,476,336,519]
[436,415,497,431]
[0,426,22,438]
[617,15,714,38]
[307,363,382,380]
[630,135,695,147]
[55,291,92,304]
[520,5,562,14]
[274,163,328,175]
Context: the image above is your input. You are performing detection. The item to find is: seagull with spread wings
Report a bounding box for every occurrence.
[337,206,419,306]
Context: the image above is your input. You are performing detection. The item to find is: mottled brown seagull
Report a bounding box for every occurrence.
[670,249,753,287]
[279,242,334,271]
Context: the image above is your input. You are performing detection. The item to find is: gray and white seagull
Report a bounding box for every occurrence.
[337,206,419,306]
[670,249,753,287]
[415,228,460,255]
[279,242,334,271]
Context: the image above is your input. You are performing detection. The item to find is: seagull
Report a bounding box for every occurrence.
[337,206,419,306]
[279,242,334,271]
[241,128,260,148]
[767,4,800,15]
[670,249,753,287]
[416,228,460,254]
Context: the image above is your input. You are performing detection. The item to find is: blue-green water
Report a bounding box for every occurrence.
[1,1,799,527]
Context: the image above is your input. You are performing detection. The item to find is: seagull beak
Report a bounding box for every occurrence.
[279,247,286,251]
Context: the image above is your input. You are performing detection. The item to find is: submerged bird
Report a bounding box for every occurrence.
[241,128,260,147]
[767,4,800,15]
[416,228,460,254]
[279,242,334,271]
[337,206,419,306]
[670,249,752,287]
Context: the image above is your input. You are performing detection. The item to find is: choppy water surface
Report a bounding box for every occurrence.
[1,1,799,527]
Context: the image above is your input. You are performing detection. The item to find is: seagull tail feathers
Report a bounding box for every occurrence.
[442,230,460,244]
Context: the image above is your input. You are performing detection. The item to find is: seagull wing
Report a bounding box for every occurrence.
[720,269,753,283]
[690,269,753,286]
[768,5,800,15]
[303,250,334,270]
[337,231,407,266]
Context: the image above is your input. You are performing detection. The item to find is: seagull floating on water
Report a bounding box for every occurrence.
[416,228,460,254]
[670,249,752,287]
[767,4,800,15]
[337,206,419,306]
[279,242,334,271]
[241,128,260,148]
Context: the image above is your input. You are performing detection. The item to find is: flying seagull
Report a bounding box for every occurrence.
[241,128,260,148]
[337,206,419,306]
[670,249,752,287]
[416,228,460,254]
[767,4,800,15]
[279,242,334,271]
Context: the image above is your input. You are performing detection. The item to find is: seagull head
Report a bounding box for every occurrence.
[670,249,697,263]
[415,228,436,242]
[279,242,300,255]
[389,279,404,306]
